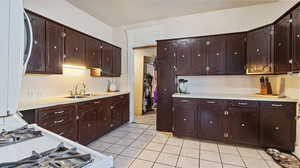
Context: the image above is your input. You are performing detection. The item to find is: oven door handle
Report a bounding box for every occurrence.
[23,10,33,74]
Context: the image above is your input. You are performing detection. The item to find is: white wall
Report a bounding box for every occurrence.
[21,0,127,101]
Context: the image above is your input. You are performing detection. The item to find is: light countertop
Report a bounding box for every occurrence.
[18,91,130,111]
[172,93,298,102]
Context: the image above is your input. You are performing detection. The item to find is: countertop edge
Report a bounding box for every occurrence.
[172,93,298,103]
[18,91,130,111]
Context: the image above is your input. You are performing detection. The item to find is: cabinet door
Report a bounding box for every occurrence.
[64,28,85,66]
[247,26,273,74]
[157,41,176,132]
[292,8,300,71]
[121,94,130,123]
[78,102,98,145]
[26,13,46,73]
[45,21,64,74]
[112,47,121,77]
[226,33,246,75]
[191,38,207,75]
[200,100,225,141]
[206,36,226,75]
[85,37,101,68]
[101,42,113,76]
[230,107,259,145]
[176,39,193,75]
[275,15,292,73]
[173,99,197,137]
[260,102,296,151]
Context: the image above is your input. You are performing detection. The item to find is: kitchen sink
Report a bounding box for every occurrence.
[64,95,88,99]
[64,93,109,99]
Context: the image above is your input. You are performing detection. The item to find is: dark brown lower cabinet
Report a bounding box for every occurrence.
[229,104,259,145]
[37,104,77,141]
[78,100,99,145]
[260,102,296,151]
[174,97,296,151]
[199,99,226,141]
[34,94,130,145]
[173,98,197,137]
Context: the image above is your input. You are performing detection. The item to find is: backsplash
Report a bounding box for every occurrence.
[20,68,121,101]
[178,75,300,99]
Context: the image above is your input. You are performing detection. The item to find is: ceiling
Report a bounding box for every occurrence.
[67,0,278,27]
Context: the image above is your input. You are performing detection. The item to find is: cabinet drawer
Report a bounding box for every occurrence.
[229,100,258,108]
[38,104,76,126]
[260,102,296,111]
[48,122,77,141]
[78,99,102,110]
[173,98,197,104]
[199,99,227,106]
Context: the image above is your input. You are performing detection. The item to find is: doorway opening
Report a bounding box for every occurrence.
[133,46,157,125]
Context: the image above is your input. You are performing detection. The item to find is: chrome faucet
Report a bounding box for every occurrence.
[70,82,86,96]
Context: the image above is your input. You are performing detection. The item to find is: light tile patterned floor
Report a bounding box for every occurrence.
[88,123,276,168]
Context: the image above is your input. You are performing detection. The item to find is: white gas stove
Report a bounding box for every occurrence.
[0,116,113,168]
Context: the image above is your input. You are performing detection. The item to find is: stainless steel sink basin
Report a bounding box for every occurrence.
[64,93,109,99]
[64,95,88,99]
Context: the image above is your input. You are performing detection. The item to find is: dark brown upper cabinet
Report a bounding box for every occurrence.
[206,36,226,75]
[26,12,46,73]
[112,46,122,77]
[225,33,246,75]
[45,21,64,74]
[191,38,207,75]
[246,25,274,74]
[85,37,101,69]
[64,28,85,66]
[101,42,113,76]
[275,14,292,73]
[176,39,193,75]
[292,7,300,71]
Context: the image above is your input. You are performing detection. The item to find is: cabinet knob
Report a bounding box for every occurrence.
[100,46,103,49]
[278,42,282,46]
[164,88,168,92]
[275,127,280,131]
[197,54,201,57]
[164,48,167,51]
[238,102,248,106]
[216,52,220,56]
[241,123,245,127]
[63,55,67,58]
[224,133,229,138]
[54,46,57,49]
[183,118,187,121]
[297,34,300,38]
[173,53,176,57]
[75,48,79,51]
[88,124,91,127]
[205,66,210,72]
[92,52,96,55]
[110,106,114,109]
[234,52,238,55]
[34,40,38,45]
[182,55,185,58]
[224,111,229,116]
[289,59,293,64]
[256,49,260,53]
[206,41,210,45]
[209,121,213,124]
[206,100,215,104]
